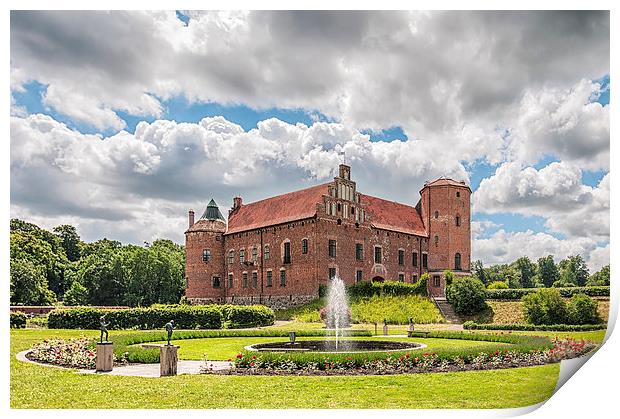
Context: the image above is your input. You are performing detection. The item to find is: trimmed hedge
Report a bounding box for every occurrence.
[487,286,609,300]
[463,321,608,332]
[347,278,428,298]
[10,311,27,328]
[48,304,275,330]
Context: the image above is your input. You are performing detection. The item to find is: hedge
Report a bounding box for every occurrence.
[48,304,275,330]
[10,311,27,328]
[487,286,609,300]
[347,278,428,298]
[463,321,608,332]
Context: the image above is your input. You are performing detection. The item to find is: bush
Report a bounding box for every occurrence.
[347,278,428,298]
[487,286,609,300]
[350,294,443,324]
[522,288,567,325]
[220,304,275,328]
[487,281,508,290]
[10,311,27,328]
[567,294,601,325]
[463,321,607,331]
[445,277,487,315]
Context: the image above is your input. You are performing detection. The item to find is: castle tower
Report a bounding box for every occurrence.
[185,199,227,303]
[419,179,471,296]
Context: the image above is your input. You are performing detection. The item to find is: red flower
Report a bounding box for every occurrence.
[406,354,410,358]
[250,362,255,367]
[252,355,257,360]
[236,353,243,359]
[423,353,428,357]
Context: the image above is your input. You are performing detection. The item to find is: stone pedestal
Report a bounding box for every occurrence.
[96,342,114,372]
[160,345,179,377]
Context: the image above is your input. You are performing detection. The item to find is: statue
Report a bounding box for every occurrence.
[408,317,415,337]
[99,314,109,343]
[165,320,175,345]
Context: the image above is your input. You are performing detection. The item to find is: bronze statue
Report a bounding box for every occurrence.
[165,320,175,345]
[99,314,109,343]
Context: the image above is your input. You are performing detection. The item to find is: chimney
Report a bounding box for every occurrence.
[233,196,242,209]
[188,210,195,228]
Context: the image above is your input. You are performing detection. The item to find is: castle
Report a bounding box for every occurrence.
[185,164,471,309]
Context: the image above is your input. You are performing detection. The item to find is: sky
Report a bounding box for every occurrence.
[9,10,610,271]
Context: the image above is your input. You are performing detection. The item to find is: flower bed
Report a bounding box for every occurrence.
[227,337,595,375]
[27,337,98,369]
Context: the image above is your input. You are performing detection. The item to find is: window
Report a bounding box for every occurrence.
[456,191,461,198]
[411,274,418,283]
[202,249,211,262]
[398,273,404,282]
[455,216,461,227]
[329,267,337,281]
[240,249,245,264]
[434,210,439,219]
[302,239,308,254]
[422,253,428,268]
[228,250,234,264]
[355,243,363,261]
[212,276,221,288]
[374,246,382,264]
[252,247,258,263]
[337,203,341,212]
[356,270,363,282]
[280,270,286,287]
[433,276,440,287]
[412,252,418,267]
[283,242,291,264]
[266,271,273,287]
[455,253,462,270]
[328,240,337,258]
[398,249,405,265]
[434,235,439,245]
[252,271,258,288]
[227,273,233,288]
[264,245,270,261]
[242,272,248,288]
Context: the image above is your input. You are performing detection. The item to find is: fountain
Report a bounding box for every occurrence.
[325,276,350,351]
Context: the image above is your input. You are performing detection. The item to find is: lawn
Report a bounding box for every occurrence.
[11,328,563,409]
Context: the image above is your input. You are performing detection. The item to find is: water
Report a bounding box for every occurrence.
[325,276,351,351]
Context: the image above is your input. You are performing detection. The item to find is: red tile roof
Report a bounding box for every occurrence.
[361,194,427,236]
[226,183,329,234]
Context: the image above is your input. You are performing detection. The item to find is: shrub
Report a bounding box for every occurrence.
[552,279,577,288]
[350,294,443,324]
[487,286,609,300]
[463,321,607,331]
[567,294,601,325]
[10,311,27,328]
[347,278,428,298]
[487,281,508,290]
[445,277,487,315]
[220,304,275,328]
[522,288,567,325]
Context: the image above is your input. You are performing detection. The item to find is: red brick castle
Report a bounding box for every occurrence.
[185,164,471,308]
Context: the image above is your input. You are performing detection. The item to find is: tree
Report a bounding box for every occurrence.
[537,255,559,288]
[511,256,538,288]
[558,255,589,287]
[10,258,56,305]
[522,288,567,325]
[75,251,127,305]
[53,224,82,262]
[63,280,89,306]
[445,277,487,315]
[587,265,610,286]
[471,260,488,285]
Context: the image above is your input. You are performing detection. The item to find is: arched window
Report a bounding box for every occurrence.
[282,241,291,264]
[434,210,439,219]
[202,249,211,262]
[252,247,258,263]
[455,253,462,270]
[302,238,308,254]
[434,235,439,245]
[455,215,461,226]
[264,245,270,260]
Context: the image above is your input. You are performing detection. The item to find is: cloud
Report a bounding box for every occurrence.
[472,229,607,272]
[11,11,609,168]
[473,161,609,241]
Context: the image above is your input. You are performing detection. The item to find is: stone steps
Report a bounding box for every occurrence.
[432,297,462,324]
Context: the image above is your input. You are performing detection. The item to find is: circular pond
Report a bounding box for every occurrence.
[245,340,426,353]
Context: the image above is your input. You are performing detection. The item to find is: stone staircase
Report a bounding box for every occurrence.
[432,296,462,324]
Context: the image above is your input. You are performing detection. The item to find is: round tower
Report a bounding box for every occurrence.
[185,199,227,304]
[419,179,471,296]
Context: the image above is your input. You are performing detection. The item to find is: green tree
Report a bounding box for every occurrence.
[522,288,567,325]
[63,280,89,306]
[587,265,610,286]
[567,294,600,325]
[75,251,127,305]
[558,255,589,287]
[445,277,487,315]
[537,255,559,288]
[53,224,82,262]
[10,258,56,305]
[471,260,488,285]
[511,256,538,288]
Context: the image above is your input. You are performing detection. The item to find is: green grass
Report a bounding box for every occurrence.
[276,295,444,324]
[11,328,560,409]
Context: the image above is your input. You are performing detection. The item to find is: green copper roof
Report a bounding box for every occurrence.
[200,199,225,221]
